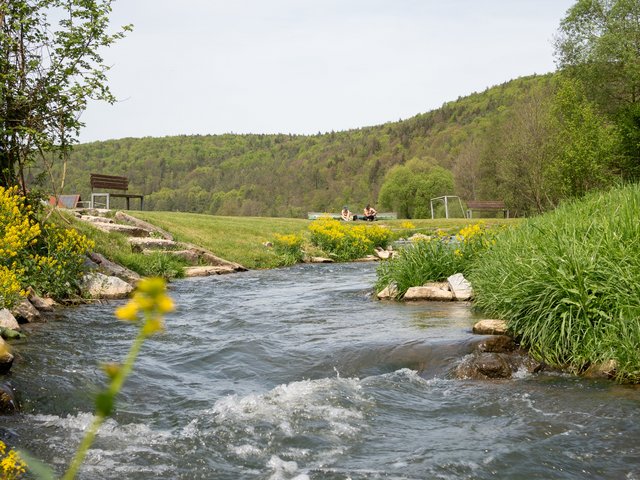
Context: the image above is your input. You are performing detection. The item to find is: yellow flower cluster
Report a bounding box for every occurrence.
[116,277,175,335]
[273,233,304,249]
[308,218,392,261]
[45,225,95,255]
[400,221,416,230]
[0,186,40,260]
[0,266,26,307]
[0,440,26,479]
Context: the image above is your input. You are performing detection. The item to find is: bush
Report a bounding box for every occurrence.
[272,233,305,266]
[0,186,94,304]
[469,184,640,382]
[376,222,498,298]
[308,218,392,261]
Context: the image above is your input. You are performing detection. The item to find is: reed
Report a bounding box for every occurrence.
[469,184,640,382]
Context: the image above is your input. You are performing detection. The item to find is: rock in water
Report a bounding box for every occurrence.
[447,273,473,301]
[472,319,508,335]
[0,383,18,413]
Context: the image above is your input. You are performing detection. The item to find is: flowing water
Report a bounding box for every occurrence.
[2,262,640,479]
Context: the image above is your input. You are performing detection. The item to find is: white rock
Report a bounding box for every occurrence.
[0,309,20,331]
[447,273,474,301]
[81,273,133,299]
[404,284,453,301]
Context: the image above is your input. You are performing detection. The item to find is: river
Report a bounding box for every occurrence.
[2,262,640,479]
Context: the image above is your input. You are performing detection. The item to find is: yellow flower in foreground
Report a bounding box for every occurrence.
[116,277,174,334]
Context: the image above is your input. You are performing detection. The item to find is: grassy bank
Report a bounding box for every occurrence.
[129,212,519,269]
[469,184,640,382]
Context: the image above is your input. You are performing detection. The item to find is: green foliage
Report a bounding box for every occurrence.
[272,233,305,266]
[52,75,556,217]
[375,222,498,298]
[555,0,640,179]
[378,159,454,218]
[117,252,187,280]
[469,184,640,382]
[548,77,622,198]
[308,217,392,261]
[0,0,130,188]
[0,186,94,305]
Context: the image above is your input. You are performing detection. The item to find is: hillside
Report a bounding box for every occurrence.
[53,74,553,217]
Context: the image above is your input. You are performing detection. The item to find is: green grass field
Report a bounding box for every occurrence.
[128,211,519,269]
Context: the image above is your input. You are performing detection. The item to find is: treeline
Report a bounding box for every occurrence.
[52,75,557,217]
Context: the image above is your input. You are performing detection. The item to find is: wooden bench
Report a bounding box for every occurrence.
[307,212,397,221]
[465,200,509,219]
[90,174,144,210]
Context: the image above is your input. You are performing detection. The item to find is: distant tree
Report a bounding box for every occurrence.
[0,0,130,190]
[378,160,453,218]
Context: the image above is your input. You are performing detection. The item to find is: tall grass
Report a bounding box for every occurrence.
[469,184,640,382]
[376,222,499,298]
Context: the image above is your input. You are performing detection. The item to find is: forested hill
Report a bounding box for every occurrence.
[61,74,552,217]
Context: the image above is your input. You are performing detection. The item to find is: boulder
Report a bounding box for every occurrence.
[80,272,133,299]
[374,248,393,260]
[473,319,509,335]
[12,299,41,324]
[447,273,473,301]
[476,335,516,353]
[0,327,23,340]
[184,266,237,277]
[0,383,18,413]
[27,288,56,311]
[87,252,141,285]
[583,359,618,379]
[0,339,13,375]
[404,284,453,301]
[377,284,399,300]
[0,310,20,331]
[455,352,513,379]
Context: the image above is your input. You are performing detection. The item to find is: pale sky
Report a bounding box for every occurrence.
[79,0,576,143]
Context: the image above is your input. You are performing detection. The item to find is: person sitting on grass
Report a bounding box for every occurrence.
[341,206,354,221]
[363,204,377,221]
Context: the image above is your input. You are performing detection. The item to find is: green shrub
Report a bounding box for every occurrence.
[469,184,640,382]
[272,233,305,266]
[376,222,498,298]
[119,252,187,279]
[308,217,392,261]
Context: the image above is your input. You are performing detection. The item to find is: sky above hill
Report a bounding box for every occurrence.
[79,0,576,142]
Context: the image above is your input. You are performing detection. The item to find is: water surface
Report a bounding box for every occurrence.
[2,263,640,479]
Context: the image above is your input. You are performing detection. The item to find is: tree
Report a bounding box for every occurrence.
[377,159,454,218]
[0,0,130,190]
[555,0,640,177]
[548,77,622,198]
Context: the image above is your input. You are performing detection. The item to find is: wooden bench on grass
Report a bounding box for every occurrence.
[307,212,397,221]
[90,174,144,210]
[465,200,509,219]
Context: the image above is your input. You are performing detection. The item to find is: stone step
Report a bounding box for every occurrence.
[94,223,152,237]
[129,237,179,251]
